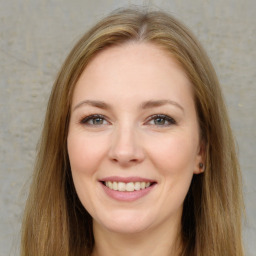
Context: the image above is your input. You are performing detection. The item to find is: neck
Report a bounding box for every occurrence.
[91,219,182,256]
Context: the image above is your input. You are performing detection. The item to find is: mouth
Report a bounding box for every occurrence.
[102,181,156,192]
[99,177,157,201]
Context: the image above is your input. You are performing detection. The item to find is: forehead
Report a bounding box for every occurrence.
[72,42,194,109]
[82,42,188,81]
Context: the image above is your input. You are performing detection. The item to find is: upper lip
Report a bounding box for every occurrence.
[100,176,156,183]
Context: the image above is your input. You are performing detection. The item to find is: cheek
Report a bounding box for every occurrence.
[147,133,198,176]
[67,132,108,176]
[67,132,108,213]
[148,134,197,210]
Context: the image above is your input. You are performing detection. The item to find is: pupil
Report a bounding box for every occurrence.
[155,118,165,125]
[93,118,103,124]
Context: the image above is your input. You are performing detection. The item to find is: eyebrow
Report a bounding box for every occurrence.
[73,99,184,112]
[140,99,184,112]
[73,100,110,111]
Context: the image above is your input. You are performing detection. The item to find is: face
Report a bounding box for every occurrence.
[67,43,203,235]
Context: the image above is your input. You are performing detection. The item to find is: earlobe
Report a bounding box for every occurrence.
[194,142,205,174]
[194,161,205,174]
[198,162,205,173]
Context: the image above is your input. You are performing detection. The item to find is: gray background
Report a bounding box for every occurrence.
[0,0,255,255]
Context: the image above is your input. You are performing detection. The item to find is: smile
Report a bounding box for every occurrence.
[104,181,152,192]
[100,176,157,201]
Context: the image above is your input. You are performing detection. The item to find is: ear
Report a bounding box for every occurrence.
[193,141,205,174]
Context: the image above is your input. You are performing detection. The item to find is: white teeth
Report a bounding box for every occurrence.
[106,181,113,189]
[104,181,153,192]
[118,182,126,191]
[113,181,118,190]
[134,182,140,191]
[126,182,134,192]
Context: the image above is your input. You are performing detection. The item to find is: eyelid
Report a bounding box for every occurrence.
[145,114,176,126]
[78,113,176,127]
[79,114,110,126]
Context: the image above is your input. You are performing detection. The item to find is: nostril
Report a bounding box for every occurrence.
[110,157,140,165]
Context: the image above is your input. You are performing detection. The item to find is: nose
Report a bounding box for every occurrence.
[108,125,145,167]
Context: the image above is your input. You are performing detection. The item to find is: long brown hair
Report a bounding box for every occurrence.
[21,8,244,256]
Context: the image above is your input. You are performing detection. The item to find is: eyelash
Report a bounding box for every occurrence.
[79,114,176,127]
[80,114,109,126]
[146,114,176,126]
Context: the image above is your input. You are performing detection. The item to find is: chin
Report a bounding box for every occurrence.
[103,222,150,234]
[95,211,154,234]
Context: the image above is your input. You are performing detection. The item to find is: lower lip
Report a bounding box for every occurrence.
[100,182,156,202]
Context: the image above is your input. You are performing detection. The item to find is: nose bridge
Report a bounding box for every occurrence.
[109,121,144,164]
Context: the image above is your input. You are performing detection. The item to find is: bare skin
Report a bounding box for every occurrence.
[91,214,182,256]
[68,42,204,256]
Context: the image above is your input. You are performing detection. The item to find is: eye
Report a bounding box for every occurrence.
[80,114,109,126]
[146,114,176,127]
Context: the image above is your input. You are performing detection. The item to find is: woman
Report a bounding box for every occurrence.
[21,8,244,256]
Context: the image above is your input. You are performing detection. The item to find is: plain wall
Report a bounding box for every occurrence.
[0,0,255,255]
